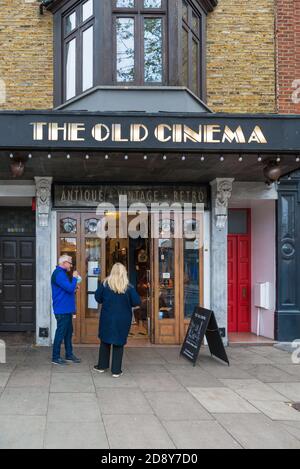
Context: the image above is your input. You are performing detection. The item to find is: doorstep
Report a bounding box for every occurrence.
[228,332,276,347]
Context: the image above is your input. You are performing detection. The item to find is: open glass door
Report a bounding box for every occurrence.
[152,213,181,344]
[80,214,106,344]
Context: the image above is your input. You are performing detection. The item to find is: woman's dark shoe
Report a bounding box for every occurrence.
[93,366,107,373]
[112,372,123,378]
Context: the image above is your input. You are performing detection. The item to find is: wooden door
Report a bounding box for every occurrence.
[227,209,251,333]
[152,212,204,345]
[0,237,35,332]
[79,214,106,344]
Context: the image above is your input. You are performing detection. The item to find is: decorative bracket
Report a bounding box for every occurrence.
[34,177,53,228]
[210,178,234,229]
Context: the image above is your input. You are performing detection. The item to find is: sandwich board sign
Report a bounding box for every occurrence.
[180,307,229,366]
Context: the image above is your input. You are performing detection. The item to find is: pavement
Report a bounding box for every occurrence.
[0,344,300,449]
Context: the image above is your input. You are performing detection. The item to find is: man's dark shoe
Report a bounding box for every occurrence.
[65,355,81,364]
[52,358,68,366]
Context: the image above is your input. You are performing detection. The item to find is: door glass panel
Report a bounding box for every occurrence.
[184,238,199,319]
[59,238,77,269]
[158,238,175,320]
[85,238,102,318]
[116,18,135,82]
[228,210,248,235]
[144,18,163,83]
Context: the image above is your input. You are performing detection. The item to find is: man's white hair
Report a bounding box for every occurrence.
[58,254,72,265]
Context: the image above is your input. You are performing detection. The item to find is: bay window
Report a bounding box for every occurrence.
[48,0,216,106]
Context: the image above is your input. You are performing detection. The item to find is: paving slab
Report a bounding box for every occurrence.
[162,420,241,449]
[0,386,49,416]
[249,400,300,421]
[44,421,109,449]
[50,372,95,393]
[97,388,154,415]
[169,368,224,388]
[145,391,213,421]
[132,372,186,392]
[0,372,10,387]
[240,364,300,383]
[267,383,300,403]
[47,393,101,422]
[215,413,300,449]
[220,379,287,402]
[103,414,176,449]
[187,387,260,414]
[7,365,51,387]
[280,421,300,441]
[0,416,46,449]
[92,370,139,388]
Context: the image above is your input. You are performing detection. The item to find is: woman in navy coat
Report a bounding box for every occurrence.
[94,263,141,377]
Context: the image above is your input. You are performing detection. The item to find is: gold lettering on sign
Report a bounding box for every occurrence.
[30,121,268,145]
[130,124,149,142]
[92,124,110,142]
[222,126,246,144]
[248,126,267,144]
[154,124,172,142]
[112,124,128,142]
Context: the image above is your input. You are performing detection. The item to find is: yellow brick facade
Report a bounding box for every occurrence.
[0,0,276,113]
[0,0,53,110]
[207,0,276,113]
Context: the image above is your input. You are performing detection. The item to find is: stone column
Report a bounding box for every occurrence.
[210,178,234,345]
[35,177,53,346]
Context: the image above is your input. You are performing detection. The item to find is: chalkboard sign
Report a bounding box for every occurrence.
[180,307,230,366]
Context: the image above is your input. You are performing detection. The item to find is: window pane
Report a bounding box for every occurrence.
[182,28,188,87]
[191,38,199,95]
[184,238,200,319]
[82,0,93,22]
[82,26,93,91]
[116,18,135,82]
[144,18,163,82]
[228,210,248,235]
[65,12,76,35]
[116,0,134,7]
[144,0,162,7]
[158,239,175,320]
[66,38,76,100]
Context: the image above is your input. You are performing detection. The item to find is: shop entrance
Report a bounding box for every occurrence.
[57,211,204,345]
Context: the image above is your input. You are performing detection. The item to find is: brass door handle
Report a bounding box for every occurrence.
[242,287,247,299]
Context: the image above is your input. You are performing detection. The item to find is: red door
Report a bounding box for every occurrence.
[228,210,251,333]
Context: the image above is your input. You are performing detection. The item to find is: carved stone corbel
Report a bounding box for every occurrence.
[34,177,53,227]
[210,178,234,229]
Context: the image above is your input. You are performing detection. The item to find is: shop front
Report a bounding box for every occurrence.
[53,183,208,345]
[0,111,300,345]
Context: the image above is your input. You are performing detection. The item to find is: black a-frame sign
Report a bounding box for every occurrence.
[180,307,230,366]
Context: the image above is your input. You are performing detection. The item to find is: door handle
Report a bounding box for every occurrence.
[242,287,247,299]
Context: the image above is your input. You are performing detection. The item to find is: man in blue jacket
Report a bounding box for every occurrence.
[51,255,81,365]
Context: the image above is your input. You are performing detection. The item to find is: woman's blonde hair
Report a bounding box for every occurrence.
[104,263,129,294]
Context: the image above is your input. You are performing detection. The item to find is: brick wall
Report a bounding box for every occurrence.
[276,0,300,114]
[0,0,277,114]
[207,0,276,113]
[0,0,53,110]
